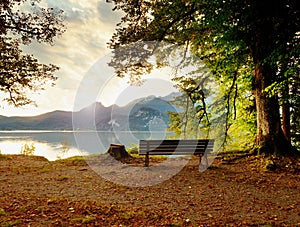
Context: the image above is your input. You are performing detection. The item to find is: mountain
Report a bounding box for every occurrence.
[0,93,180,131]
[0,111,73,130]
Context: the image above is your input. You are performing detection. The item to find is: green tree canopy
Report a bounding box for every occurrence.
[0,0,65,106]
[108,0,299,155]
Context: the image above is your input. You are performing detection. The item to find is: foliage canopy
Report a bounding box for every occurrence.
[108,0,299,154]
[0,0,65,106]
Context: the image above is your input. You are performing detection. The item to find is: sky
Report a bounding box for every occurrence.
[0,0,179,116]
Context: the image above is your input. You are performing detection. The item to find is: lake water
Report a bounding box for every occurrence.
[0,131,171,161]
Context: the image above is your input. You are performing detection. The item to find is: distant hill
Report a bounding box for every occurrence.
[0,93,180,131]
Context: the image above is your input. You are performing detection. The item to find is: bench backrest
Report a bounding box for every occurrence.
[139,139,214,155]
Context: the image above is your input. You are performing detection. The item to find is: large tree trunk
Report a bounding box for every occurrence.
[252,43,295,155]
[250,0,296,156]
[253,62,292,155]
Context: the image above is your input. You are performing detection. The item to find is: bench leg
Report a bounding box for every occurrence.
[205,153,209,167]
[145,153,149,167]
[199,153,209,169]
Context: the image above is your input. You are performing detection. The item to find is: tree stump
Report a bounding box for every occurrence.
[107,144,131,163]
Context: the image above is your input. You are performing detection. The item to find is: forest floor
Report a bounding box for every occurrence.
[0,152,300,226]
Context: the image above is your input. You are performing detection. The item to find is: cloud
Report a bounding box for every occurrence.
[7,0,121,116]
[4,0,176,116]
[45,0,88,23]
[97,0,123,25]
[25,0,116,78]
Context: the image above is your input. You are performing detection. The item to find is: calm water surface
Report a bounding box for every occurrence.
[0,131,170,161]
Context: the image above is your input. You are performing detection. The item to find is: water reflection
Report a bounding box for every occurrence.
[0,140,89,161]
[0,131,169,161]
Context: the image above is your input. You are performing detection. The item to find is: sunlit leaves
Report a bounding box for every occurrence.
[0,0,65,44]
[0,36,58,106]
[0,0,65,106]
[107,0,299,153]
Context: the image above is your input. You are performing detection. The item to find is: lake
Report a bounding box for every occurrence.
[0,131,171,161]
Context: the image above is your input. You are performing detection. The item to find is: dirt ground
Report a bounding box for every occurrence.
[0,153,299,226]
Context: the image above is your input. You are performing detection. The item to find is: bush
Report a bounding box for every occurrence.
[20,143,35,156]
[127,143,139,155]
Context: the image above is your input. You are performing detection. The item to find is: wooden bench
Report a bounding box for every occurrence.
[139,139,214,167]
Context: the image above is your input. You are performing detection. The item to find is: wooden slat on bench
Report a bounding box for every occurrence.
[139,139,214,167]
[139,139,213,155]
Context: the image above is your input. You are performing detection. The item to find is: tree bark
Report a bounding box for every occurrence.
[250,0,296,155]
[252,53,294,155]
[282,101,291,142]
[253,64,281,154]
[107,144,131,163]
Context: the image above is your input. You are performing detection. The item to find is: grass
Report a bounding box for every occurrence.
[0,208,6,216]
[57,175,70,181]
[72,215,96,224]
[1,220,21,227]
[0,154,12,161]
[54,156,87,166]
[39,167,51,173]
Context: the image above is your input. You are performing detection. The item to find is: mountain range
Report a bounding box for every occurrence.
[0,93,179,131]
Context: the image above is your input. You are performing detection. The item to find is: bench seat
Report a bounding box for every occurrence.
[139,139,214,167]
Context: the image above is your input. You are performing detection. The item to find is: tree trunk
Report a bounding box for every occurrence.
[107,144,131,163]
[282,101,291,142]
[253,57,294,155]
[250,0,296,156]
